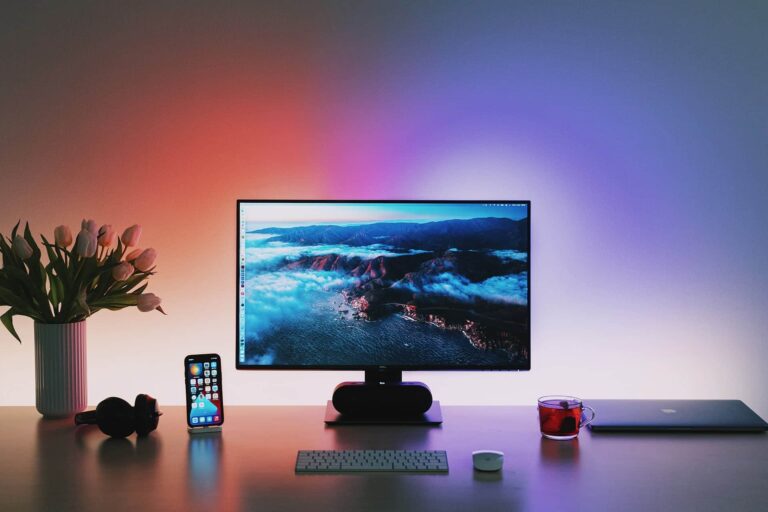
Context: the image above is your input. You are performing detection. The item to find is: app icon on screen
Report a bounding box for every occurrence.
[204,362,210,369]
[189,363,203,376]
[211,362,217,368]
[191,417,199,424]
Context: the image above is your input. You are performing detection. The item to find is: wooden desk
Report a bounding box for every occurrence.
[1,406,766,512]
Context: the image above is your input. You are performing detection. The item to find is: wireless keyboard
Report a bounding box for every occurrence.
[296,450,449,473]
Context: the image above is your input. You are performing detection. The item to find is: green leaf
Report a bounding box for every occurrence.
[3,266,36,305]
[46,265,60,311]
[0,308,21,343]
[90,293,139,308]
[23,223,42,261]
[0,286,18,307]
[75,288,90,318]
[0,233,21,270]
[10,220,20,241]
[0,285,40,320]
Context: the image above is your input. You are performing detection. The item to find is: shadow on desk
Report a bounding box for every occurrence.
[328,423,436,450]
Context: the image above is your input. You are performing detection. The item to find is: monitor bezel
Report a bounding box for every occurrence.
[236,199,531,372]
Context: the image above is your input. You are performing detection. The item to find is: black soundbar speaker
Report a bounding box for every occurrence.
[332,381,433,417]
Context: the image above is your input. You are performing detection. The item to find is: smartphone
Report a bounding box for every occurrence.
[184,353,224,428]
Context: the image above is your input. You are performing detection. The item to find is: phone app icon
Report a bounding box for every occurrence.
[205,378,210,384]
[207,416,213,422]
[204,370,210,377]
[190,394,196,401]
[190,386,197,394]
[191,417,199,424]
[197,378,204,385]
[211,370,217,376]
[191,403,197,409]
[211,362,217,368]
[214,416,219,422]
[212,385,218,392]
[205,386,211,392]
[204,362,210,369]
[189,363,203,376]
[212,393,218,399]
[189,379,195,385]
[206,393,211,399]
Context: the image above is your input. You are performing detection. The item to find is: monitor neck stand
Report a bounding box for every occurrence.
[365,368,403,385]
[324,369,443,425]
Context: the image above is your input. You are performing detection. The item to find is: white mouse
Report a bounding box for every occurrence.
[472,450,504,472]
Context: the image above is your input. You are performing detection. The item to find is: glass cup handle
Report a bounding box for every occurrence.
[580,405,596,429]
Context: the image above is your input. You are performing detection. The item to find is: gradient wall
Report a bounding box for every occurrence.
[2,1,767,416]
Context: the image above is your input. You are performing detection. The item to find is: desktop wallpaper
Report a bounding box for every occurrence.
[0,2,767,418]
[239,202,530,367]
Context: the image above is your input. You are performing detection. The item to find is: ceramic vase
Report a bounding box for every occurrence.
[34,321,87,418]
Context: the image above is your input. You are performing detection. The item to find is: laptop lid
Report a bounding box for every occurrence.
[586,399,768,432]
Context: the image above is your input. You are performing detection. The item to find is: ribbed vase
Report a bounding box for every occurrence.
[34,321,87,418]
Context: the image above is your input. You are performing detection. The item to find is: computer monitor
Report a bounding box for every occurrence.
[236,200,530,417]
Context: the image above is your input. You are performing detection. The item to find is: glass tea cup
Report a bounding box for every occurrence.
[538,395,595,440]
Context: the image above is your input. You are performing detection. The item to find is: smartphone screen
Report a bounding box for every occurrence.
[185,353,224,428]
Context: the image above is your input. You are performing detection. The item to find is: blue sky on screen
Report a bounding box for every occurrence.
[241,202,528,229]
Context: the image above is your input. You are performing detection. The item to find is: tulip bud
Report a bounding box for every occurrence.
[125,248,143,261]
[112,261,134,281]
[137,293,162,312]
[121,224,142,248]
[12,235,33,260]
[54,225,73,248]
[134,248,157,272]
[74,229,98,258]
[81,219,99,235]
[97,224,115,247]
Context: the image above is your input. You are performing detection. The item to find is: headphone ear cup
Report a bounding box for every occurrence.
[134,394,160,437]
[96,397,136,438]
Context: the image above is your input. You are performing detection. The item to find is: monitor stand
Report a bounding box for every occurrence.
[324,369,443,426]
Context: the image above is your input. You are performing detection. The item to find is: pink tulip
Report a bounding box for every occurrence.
[125,248,143,261]
[54,225,73,248]
[97,224,115,247]
[112,261,134,281]
[121,224,142,247]
[134,248,157,272]
[12,235,33,259]
[81,219,99,235]
[137,293,162,312]
[74,228,97,258]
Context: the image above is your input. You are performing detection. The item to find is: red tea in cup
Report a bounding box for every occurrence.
[538,396,595,440]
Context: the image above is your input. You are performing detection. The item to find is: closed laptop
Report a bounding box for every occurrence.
[586,399,768,432]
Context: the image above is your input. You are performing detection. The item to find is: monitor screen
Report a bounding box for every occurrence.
[237,201,530,370]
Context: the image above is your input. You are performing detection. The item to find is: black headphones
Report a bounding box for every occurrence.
[74,394,162,438]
